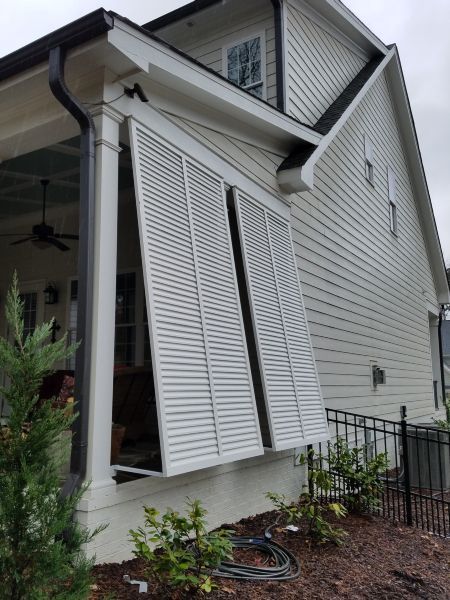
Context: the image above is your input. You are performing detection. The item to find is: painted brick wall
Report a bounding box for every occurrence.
[77,450,305,563]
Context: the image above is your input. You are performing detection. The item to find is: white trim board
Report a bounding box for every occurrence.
[114,95,290,218]
[108,20,321,147]
[278,47,395,194]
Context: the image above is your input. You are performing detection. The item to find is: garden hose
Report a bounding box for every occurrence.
[213,525,301,581]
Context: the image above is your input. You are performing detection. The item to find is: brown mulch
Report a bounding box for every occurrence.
[90,511,449,599]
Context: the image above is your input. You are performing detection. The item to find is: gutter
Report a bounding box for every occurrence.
[271,0,285,112]
[0,8,113,83]
[49,46,96,497]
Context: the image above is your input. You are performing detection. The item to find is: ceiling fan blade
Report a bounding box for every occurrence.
[10,236,36,246]
[0,233,32,237]
[53,233,79,240]
[47,237,70,251]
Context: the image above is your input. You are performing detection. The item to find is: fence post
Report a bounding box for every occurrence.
[307,444,314,498]
[400,405,413,526]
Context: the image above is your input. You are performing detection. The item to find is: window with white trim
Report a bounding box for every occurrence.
[387,165,398,234]
[364,135,374,185]
[20,292,38,339]
[67,272,147,369]
[224,35,264,98]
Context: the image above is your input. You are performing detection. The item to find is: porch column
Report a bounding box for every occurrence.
[84,105,123,489]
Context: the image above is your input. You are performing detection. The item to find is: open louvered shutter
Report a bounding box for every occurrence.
[129,119,263,476]
[234,189,329,450]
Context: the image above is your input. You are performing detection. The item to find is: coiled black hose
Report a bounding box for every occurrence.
[213,528,300,581]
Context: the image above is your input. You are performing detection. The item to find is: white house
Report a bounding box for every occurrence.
[0,0,448,562]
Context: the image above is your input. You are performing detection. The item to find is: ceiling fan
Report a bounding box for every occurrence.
[0,179,79,251]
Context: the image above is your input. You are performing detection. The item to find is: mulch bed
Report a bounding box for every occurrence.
[91,511,449,599]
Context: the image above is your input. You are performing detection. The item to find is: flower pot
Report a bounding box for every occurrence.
[111,424,126,464]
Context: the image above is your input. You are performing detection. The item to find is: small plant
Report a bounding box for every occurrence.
[130,498,233,595]
[432,398,450,431]
[327,437,389,513]
[0,274,102,599]
[267,448,347,546]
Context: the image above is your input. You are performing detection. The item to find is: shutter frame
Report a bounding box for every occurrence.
[129,119,263,476]
[234,188,329,450]
[387,165,396,204]
[364,134,374,164]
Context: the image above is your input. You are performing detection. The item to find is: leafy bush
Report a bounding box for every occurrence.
[130,498,233,594]
[433,398,450,431]
[327,437,388,513]
[0,275,101,599]
[267,448,347,545]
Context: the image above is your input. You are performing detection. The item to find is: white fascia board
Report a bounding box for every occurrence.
[385,51,450,305]
[107,21,322,147]
[278,48,395,194]
[115,94,291,216]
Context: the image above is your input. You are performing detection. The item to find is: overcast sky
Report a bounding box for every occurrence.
[0,1,448,263]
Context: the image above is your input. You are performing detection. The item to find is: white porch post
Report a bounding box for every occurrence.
[84,106,123,490]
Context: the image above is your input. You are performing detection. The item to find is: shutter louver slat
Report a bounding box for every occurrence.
[235,190,329,449]
[129,120,263,475]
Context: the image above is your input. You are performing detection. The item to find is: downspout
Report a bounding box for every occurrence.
[49,46,96,497]
[271,0,285,112]
[438,306,447,414]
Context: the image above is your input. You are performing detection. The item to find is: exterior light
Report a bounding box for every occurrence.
[44,282,58,305]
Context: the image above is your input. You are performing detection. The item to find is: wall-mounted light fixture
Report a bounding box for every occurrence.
[44,282,58,305]
[372,365,386,388]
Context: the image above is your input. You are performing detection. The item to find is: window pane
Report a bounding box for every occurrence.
[227,46,237,71]
[116,272,136,324]
[20,292,37,338]
[249,37,260,61]
[228,68,238,84]
[238,64,250,86]
[114,326,136,366]
[238,41,250,65]
[251,60,261,83]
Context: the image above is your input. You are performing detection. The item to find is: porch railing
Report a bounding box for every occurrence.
[314,407,450,538]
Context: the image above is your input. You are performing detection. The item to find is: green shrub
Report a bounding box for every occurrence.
[267,448,347,545]
[433,399,450,431]
[327,437,388,513]
[130,498,233,594]
[0,274,102,599]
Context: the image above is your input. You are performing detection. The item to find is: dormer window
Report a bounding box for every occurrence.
[224,34,265,98]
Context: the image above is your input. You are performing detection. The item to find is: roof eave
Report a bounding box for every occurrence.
[0,8,114,84]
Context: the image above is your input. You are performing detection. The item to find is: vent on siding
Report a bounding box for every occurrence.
[234,188,329,449]
[129,119,263,476]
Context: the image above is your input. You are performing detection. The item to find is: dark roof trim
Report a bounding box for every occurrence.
[143,0,221,31]
[277,54,383,172]
[0,8,114,84]
[313,55,384,135]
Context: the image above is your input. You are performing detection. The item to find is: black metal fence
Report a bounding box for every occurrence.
[316,407,450,538]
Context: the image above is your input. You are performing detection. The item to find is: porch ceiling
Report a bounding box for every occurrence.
[0,139,133,221]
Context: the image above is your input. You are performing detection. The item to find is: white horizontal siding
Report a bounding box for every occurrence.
[285,1,367,125]
[291,71,438,421]
[157,4,277,106]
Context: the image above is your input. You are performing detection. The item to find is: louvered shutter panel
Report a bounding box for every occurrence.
[387,166,396,203]
[364,134,374,164]
[129,120,263,476]
[234,189,329,449]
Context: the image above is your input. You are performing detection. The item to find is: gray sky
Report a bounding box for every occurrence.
[0,1,448,263]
